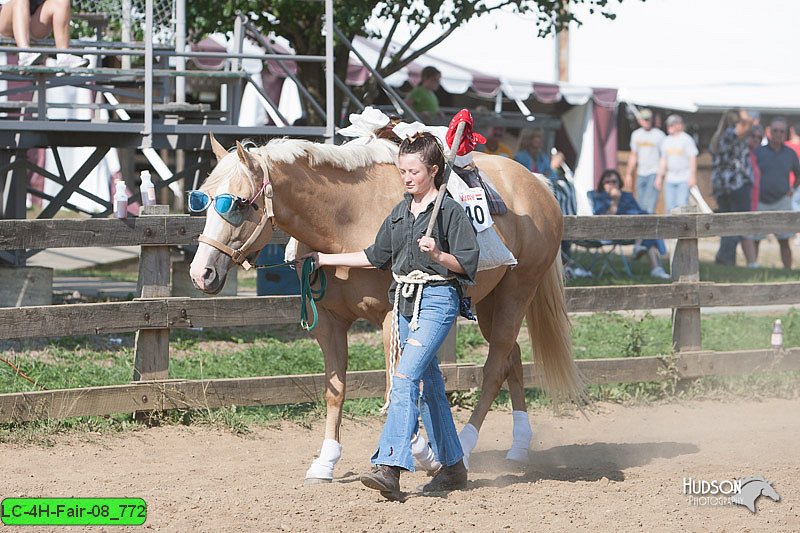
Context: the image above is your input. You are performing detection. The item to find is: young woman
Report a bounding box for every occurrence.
[302,132,479,500]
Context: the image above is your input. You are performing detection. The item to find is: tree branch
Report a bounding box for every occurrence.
[376,8,402,69]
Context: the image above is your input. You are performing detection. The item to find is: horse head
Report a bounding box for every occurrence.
[190,134,276,294]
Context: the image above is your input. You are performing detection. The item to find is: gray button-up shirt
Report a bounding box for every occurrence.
[365,193,479,316]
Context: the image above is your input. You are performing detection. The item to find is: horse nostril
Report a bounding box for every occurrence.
[203,267,217,284]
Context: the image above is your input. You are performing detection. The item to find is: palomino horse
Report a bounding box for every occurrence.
[189,135,584,483]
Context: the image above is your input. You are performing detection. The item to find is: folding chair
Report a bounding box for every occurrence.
[570,191,635,278]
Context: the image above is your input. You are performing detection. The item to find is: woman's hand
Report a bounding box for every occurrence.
[296,251,321,270]
[417,236,441,260]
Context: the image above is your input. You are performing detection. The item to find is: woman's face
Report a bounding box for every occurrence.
[601,174,621,194]
[398,153,437,196]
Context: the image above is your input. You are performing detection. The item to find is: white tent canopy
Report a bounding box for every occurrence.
[619,82,800,114]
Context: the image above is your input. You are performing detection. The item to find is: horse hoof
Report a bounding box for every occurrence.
[304,477,333,486]
[505,448,529,464]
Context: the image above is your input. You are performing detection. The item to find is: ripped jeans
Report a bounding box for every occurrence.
[370,284,463,471]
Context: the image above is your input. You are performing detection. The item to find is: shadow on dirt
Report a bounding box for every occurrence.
[468,441,700,487]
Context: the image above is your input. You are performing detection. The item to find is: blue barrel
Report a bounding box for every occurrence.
[256,244,301,296]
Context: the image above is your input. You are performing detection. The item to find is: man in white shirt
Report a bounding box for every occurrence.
[625,108,665,213]
[656,114,698,213]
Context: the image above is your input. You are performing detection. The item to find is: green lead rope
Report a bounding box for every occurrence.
[299,257,326,331]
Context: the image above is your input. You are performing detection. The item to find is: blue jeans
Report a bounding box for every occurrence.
[635,173,659,214]
[663,181,690,214]
[642,239,667,256]
[371,284,463,471]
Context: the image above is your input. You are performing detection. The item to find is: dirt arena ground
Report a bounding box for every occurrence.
[1,398,798,532]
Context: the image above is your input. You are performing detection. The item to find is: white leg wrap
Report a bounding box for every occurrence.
[411,433,442,473]
[458,423,479,470]
[304,439,342,482]
[505,410,533,464]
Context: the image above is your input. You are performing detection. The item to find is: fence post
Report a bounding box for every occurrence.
[133,205,170,381]
[670,205,701,352]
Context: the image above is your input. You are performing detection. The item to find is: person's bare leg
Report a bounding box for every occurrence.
[647,247,660,270]
[35,0,68,48]
[1,0,32,47]
[0,0,21,43]
[753,239,761,263]
[741,237,757,265]
[778,239,792,269]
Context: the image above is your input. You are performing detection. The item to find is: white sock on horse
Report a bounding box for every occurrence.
[505,410,533,463]
[304,439,342,482]
[458,423,479,470]
[411,433,442,473]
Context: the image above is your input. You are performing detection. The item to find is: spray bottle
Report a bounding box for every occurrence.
[771,319,783,350]
[114,180,128,219]
[140,170,156,207]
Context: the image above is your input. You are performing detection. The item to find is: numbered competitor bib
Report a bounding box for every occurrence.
[458,187,493,232]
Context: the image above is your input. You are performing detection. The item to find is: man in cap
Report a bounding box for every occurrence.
[625,108,665,214]
[656,114,698,213]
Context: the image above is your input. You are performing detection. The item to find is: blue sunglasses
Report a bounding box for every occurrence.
[187,190,251,226]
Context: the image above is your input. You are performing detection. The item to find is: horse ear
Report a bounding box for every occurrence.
[236,141,260,176]
[209,133,228,162]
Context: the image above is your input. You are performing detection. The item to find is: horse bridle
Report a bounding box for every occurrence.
[197,178,275,271]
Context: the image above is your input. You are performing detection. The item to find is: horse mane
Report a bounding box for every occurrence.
[256,138,398,172]
[201,138,398,196]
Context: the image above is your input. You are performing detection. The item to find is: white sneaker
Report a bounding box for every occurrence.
[55,53,89,68]
[18,52,44,67]
[747,262,760,269]
[572,266,593,278]
[650,266,671,280]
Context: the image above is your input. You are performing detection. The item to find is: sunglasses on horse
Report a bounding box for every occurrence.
[187,191,252,226]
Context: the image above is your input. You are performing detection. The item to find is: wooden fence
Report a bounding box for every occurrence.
[1,210,800,423]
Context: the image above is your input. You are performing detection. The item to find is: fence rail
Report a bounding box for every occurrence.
[1,211,799,422]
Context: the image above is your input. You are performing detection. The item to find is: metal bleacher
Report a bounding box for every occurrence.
[0,4,336,267]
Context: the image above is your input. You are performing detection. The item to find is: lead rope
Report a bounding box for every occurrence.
[380,270,454,414]
[299,258,326,331]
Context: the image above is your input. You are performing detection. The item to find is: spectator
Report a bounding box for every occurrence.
[711,109,758,267]
[592,169,670,280]
[709,109,740,156]
[405,66,441,120]
[656,114,698,213]
[480,125,513,157]
[625,108,665,213]
[786,121,800,213]
[747,124,764,211]
[0,0,88,67]
[514,128,555,179]
[753,117,800,269]
[550,150,590,278]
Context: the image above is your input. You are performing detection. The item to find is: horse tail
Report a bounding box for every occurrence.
[525,258,588,405]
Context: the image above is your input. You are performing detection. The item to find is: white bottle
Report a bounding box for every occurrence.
[140,170,156,207]
[771,319,783,350]
[114,181,128,219]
